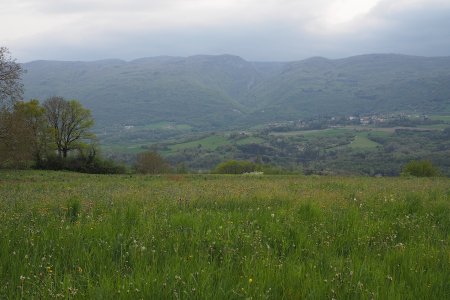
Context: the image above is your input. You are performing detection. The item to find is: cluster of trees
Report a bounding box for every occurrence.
[0,97,124,173]
[0,47,123,173]
[402,160,441,177]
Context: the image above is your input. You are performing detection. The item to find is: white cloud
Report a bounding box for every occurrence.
[1,0,450,61]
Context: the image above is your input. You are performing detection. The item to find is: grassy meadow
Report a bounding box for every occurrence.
[0,171,449,299]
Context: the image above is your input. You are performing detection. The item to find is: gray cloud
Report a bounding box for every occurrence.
[2,0,450,62]
[335,1,450,57]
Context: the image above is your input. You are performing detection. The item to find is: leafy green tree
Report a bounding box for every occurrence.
[135,151,170,174]
[14,100,52,164]
[0,108,32,167]
[44,97,95,158]
[402,160,440,177]
[0,100,49,167]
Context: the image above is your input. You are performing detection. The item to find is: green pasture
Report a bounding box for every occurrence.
[270,128,350,137]
[101,143,149,155]
[169,134,230,151]
[429,115,450,122]
[350,132,381,150]
[235,136,265,145]
[168,134,264,152]
[0,171,449,299]
[139,122,193,131]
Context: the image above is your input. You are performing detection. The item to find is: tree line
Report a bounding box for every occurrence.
[0,96,125,173]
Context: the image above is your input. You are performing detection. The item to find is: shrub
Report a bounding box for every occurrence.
[81,157,126,174]
[36,153,126,174]
[135,151,170,174]
[66,199,81,223]
[214,160,260,174]
[402,160,440,177]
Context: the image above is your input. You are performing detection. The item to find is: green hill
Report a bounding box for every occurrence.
[22,54,450,129]
[22,55,263,128]
[245,54,450,123]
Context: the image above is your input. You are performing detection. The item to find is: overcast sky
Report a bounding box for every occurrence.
[2,0,450,62]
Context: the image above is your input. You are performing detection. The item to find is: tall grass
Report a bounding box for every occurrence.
[0,171,449,298]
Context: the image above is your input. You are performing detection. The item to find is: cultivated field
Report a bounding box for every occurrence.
[0,171,449,299]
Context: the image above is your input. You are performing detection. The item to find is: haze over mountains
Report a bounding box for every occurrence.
[22,54,450,129]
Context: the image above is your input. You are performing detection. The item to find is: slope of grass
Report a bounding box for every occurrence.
[0,171,449,299]
[235,136,265,145]
[429,115,450,122]
[270,128,350,137]
[101,143,149,154]
[169,134,229,151]
[350,132,381,149]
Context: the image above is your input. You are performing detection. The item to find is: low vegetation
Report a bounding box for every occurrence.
[0,171,448,298]
[402,160,441,177]
[214,160,260,174]
[135,151,170,174]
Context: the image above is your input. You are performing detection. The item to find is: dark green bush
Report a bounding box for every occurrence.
[402,160,440,177]
[214,160,260,174]
[36,154,126,174]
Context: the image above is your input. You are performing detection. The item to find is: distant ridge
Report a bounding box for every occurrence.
[22,53,450,129]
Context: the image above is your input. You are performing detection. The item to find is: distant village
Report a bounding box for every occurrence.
[265,113,437,132]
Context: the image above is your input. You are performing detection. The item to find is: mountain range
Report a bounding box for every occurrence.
[22,54,450,129]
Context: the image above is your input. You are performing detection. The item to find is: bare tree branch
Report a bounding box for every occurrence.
[0,47,24,110]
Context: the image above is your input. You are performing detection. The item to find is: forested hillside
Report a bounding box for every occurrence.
[22,54,450,129]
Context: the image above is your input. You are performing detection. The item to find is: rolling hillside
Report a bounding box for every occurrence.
[246,54,450,123]
[22,54,450,129]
